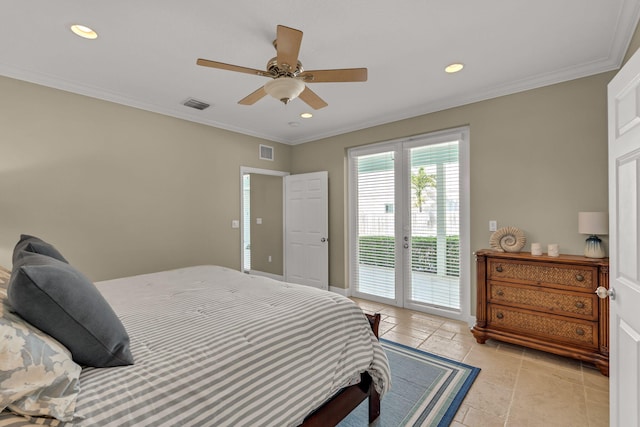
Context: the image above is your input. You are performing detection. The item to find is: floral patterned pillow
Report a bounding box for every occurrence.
[0,288,81,421]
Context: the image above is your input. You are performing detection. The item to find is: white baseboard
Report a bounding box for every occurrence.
[466,315,476,328]
[248,270,284,281]
[329,285,351,297]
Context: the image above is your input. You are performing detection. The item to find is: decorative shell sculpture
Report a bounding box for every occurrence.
[489,226,526,253]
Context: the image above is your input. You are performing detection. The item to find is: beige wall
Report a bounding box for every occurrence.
[0,76,292,281]
[291,72,613,309]
[249,173,283,275]
[1,46,631,307]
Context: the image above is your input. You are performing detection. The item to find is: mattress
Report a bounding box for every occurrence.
[1,265,390,426]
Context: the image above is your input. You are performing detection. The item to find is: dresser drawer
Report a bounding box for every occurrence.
[488,281,598,320]
[487,259,596,291]
[487,304,598,349]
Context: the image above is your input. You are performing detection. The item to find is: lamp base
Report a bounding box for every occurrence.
[584,235,605,258]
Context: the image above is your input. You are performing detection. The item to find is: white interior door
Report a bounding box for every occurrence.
[608,48,640,426]
[284,172,328,290]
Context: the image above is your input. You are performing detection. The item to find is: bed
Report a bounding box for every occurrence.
[0,236,391,426]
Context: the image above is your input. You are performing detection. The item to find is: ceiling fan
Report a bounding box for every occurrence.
[196,25,367,110]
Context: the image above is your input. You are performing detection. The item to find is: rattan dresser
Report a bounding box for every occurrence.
[472,249,609,375]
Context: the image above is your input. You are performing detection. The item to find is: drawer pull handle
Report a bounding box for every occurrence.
[496,312,504,319]
[575,301,585,309]
[576,328,585,336]
[575,274,584,282]
[496,266,503,273]
[496,290,504,296]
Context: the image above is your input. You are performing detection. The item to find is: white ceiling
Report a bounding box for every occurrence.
[2,1,639,145]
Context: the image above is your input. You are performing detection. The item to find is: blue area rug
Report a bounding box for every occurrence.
[338,339,480,427]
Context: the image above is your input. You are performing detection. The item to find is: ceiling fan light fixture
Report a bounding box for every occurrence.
[264,78,305,104]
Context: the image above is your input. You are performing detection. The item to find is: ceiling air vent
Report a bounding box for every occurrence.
[259,144,274,161]
[183,98,210,110]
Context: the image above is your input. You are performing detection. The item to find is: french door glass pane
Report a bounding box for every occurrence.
[409,141,460,309]
[355,151,396,299]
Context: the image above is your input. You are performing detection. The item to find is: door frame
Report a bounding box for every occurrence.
[239,167,289,275]
[347,126,471,322]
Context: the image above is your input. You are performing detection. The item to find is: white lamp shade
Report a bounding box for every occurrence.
[578,212,608,235]
[264,78,305,102]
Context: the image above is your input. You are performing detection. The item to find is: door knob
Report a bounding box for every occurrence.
[320,237,328,243]
[595,286,615,300]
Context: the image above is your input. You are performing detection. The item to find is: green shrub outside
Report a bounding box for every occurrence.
[359,235,460,277]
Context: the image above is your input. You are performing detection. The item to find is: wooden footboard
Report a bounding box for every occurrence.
[300,312,382,427]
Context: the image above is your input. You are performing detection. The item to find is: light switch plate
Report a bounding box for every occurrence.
[232,220,239,228]
[489,220,497,232]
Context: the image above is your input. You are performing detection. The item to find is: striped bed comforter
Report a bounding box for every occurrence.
[1,265,391,427]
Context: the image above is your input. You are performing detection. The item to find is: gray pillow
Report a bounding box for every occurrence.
[7,252,134,368]
[12,234,68,264]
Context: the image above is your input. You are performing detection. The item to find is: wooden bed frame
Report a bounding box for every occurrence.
[301,312,382,426]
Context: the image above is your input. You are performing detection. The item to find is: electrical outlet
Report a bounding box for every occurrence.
[489,220,497,232]
[231,220,239,229]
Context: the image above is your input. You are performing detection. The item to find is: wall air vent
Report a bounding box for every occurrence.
[183,98,210,110]
[259,144,274,161]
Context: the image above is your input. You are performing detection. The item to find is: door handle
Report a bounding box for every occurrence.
[595,286,615,300]
[321,237,328,243]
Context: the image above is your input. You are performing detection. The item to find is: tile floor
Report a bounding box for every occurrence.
[352,298,610,427]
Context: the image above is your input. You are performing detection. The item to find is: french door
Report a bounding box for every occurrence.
[348,127,470,320]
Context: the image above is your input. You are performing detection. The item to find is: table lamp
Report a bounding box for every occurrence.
[578,212,608,258]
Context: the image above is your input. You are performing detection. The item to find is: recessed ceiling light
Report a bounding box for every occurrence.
[300,113,313,119]
[445,63,464,73]
[70,24,98,40]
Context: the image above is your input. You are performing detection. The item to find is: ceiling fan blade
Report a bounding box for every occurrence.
[276,25,303,73]
[197,58,269,77]
[238,86,268,105]
[298,68,368,83]
[298,86,328,110]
